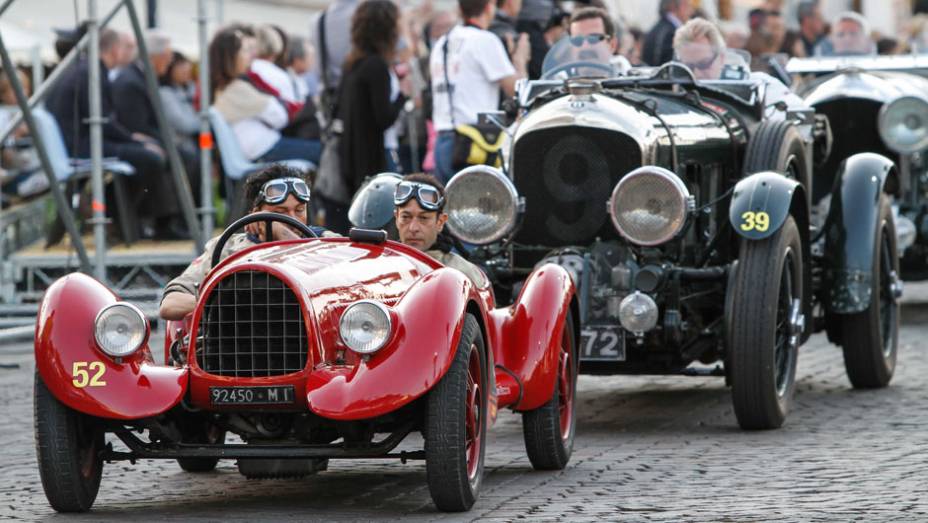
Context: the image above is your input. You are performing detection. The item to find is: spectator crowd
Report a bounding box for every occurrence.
[3,0,928,240]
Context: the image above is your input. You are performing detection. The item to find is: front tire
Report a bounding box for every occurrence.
[34,372,104,512]
[425,314,488,512]
[838,195,899,388]
[729,217,803,430]
[522,309,577,470]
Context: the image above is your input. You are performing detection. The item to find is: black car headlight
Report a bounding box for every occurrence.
[608,166,692,246]
[445,166,522,245]
[879,96,928,154]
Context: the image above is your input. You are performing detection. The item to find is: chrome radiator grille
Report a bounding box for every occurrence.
[196,271,308,377]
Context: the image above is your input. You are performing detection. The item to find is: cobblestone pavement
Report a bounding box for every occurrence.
[1,309,927,522]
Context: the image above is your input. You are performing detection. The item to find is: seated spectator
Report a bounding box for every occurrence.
[250,25,301,107]
[160,164,337,321]
[112,30,200,237]
[282,35,322,141]
[45,28,178,239]
[210,26,321,165]
[159,51,200,140]
[0,67,43,200]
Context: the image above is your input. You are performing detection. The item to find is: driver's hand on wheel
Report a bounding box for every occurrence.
[244,221,301,242]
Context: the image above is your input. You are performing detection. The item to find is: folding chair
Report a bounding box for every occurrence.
[208,108,315,222]
[32,107,139,245]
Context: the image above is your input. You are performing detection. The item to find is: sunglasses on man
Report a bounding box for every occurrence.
[394,181,444,211]
[569,33,610,46]
[680,51,719,71]
[258,177,311,205]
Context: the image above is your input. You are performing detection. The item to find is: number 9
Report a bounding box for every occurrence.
[755,211,769,232]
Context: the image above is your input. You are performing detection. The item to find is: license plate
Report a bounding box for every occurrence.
[210,385,296,405]
[580,325,625,361]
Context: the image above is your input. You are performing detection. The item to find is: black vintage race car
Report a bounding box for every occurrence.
[440,38,901,430]
[787,52,928,279]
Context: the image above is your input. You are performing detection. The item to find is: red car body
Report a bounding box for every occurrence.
[34,235,578,512]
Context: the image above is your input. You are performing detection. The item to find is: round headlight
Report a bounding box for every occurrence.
[445,165,521,245]
[94,303,148,357]
[608,167,691,246]
[618,291,659,334]
[879,96,928,154]
[339,300,392,354]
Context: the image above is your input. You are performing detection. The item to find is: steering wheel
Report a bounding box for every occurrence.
[541,61,614,80]
[211,212,318,268]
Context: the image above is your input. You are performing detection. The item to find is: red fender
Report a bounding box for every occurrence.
[34,273,187,420]
[488,263,574,411]
[306,268,479,420]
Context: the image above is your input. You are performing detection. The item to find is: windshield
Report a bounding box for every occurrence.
[541,35,615,80]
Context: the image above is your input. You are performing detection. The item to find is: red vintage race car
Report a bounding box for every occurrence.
[32,213,579,513]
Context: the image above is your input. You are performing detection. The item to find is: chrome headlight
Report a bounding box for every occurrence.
[608,167,691,246]
[339,300,393,354]
[94,303,148,357]
[444,165,521,245]
[879,96,928,154]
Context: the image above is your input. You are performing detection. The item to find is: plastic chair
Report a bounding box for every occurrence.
[31,107,139,244]
[208,108,315,221]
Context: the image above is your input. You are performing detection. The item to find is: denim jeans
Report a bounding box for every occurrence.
[259,136,322,165]
[434,131,456,185]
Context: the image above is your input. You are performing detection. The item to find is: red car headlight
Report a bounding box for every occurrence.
[339,300,393,355]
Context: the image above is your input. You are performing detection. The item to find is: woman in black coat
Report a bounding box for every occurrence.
[338,0,408,198]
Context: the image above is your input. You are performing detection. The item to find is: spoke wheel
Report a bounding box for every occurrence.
[839,195,899,388]
[425,314,487,512]
[34,372,104,512]
[729,217,803,430]
[522,309,577,470]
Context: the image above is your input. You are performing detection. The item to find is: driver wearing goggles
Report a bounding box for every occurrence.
[160,165,337,321]
[393,173,488,288]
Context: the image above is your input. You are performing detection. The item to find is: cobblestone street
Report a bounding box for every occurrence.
[1,308,926,522]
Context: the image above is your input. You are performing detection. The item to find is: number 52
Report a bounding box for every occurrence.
[740,211,770,232]
[72,361,107,388]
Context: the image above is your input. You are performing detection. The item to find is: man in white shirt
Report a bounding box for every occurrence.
[430,0,529,183]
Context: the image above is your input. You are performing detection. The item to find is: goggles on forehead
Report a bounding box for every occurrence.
[258,177,311,205]
[394,181,444,211]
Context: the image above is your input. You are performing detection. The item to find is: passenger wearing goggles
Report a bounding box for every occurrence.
[393,173,488,288]
[160,165,337,320]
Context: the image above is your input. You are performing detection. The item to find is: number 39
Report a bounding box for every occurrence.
[72,361,107,388]
[740,211,770,232]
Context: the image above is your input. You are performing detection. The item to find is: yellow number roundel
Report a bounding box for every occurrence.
[740,211,770,232]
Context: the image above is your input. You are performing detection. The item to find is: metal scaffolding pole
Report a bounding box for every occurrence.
[0,0,124,144]
[198,0,214,239]
[124,0,205,251]
[0,29,92,274]
[87,0,107,281]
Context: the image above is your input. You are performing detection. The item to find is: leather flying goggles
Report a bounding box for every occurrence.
[259,177,311,205]
[394,181,445,211]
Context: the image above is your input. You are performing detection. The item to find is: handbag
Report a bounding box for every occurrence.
[442,30,506,171]
[314,118,350,205]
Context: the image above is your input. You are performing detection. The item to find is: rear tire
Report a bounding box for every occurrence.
[522,309,577,470]
[729,217,803,430]
[839,195,899,388]
[425,314,487,512]
[34,372,104,512]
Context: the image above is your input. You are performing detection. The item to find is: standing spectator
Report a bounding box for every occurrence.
[746,10,786,68]
[321,0,410,233]
[489,0,522,53]
[209,27,320,165]
[313,0,360,118]
[797,1,825,58]
[45,28,175,239]
[112,30,199,237]
[430,0,529,183]
[543,9,570,47]
[516,0,555,78]
[642,0,693,66]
